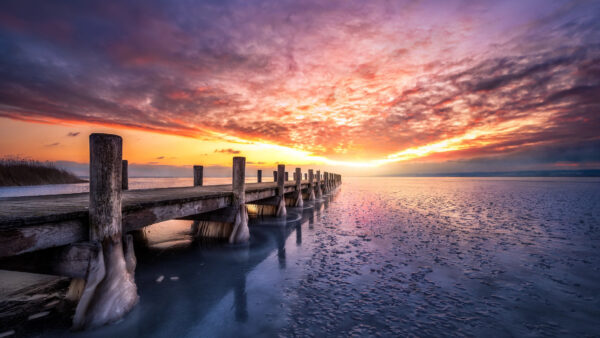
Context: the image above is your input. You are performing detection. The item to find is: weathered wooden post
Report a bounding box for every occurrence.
[257,170,262,183]
[121,160,128,190]
[285,172,289,181]
[294,168,303,207]
[315,170,323,198]
[276,164,286,217]
[307,169,315,201]
[193,165,203,186]
[74,133,138,329]
[273,170,277,182]
[229,157,249,243]
[304,173,307,180]
[323,171,329,194]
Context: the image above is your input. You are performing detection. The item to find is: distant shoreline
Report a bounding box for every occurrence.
[379,169,600,178]
[0,159,86,187]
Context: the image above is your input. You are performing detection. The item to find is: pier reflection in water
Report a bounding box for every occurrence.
[54,193,338,338]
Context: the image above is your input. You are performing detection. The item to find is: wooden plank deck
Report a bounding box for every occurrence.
[0,181,314,257]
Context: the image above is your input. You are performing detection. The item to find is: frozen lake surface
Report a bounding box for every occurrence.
[1,177,599,336]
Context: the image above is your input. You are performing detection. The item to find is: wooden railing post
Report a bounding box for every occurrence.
[307,169,315,201]
[257,169,262,183]
[77,133,137,329]
[229,157,249,243]
[294,167,303,207]
[276,164,286,217]
[315,170,322,198]
[121,160,128,190]
[89,133,122,243]
[193,165,203,186]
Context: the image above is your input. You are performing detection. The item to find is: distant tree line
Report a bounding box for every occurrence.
[0,157,85,187]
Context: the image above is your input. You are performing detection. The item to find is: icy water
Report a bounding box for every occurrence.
[1,177,600,337]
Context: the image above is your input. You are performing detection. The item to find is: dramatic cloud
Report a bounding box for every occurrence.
[0,0,599,168]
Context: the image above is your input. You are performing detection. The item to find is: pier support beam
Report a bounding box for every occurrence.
[73,133,138,330]
[276,164,287,217]
[257,170,262,183]
[122,160,128,190]
[307,169,315,201]
[315,170,323,198]
[294,168,303,208]
[229,157,249,244]
[194,165,203,186]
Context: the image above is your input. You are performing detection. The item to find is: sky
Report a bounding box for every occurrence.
[0,0,599,176]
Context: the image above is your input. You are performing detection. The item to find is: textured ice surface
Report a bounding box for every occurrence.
[4,177,600,336]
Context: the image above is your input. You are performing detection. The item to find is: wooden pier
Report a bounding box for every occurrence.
[0,133,342,329]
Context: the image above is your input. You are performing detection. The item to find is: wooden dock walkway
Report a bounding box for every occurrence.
[0,133,342,330]
[0,180,327,257]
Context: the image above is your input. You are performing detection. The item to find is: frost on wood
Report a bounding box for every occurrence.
[276,195,287,218]
[229,203,249,244]
[72,236,138,329]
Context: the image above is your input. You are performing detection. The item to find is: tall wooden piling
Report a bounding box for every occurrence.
[79,133,138,329]
[193,165,204,186]
[307,169,315,201]
[229,157,249,243]
[276,164,286,217]
[315,170,322,198]
[285,172,289,181]
[89,133,123,242]
[323,171,328,194]
[304,173,307,180]
[257,170,262,183]
[121,160,128,190]
[294,168,303,207]
[273,171,277,182]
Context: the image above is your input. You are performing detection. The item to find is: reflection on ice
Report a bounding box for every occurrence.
[3,178,599,337]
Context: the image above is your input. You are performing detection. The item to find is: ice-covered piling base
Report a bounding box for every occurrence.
[229,204,249,244]
[275,196,287,218]
[72,235,138,330]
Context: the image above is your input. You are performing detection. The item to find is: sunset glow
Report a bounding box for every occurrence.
[0,0,598,175]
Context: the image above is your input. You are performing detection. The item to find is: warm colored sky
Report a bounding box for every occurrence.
[0,0,599,176]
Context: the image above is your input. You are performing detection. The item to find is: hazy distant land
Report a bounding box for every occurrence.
[0,158,85,187]
[385,169,600,177]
